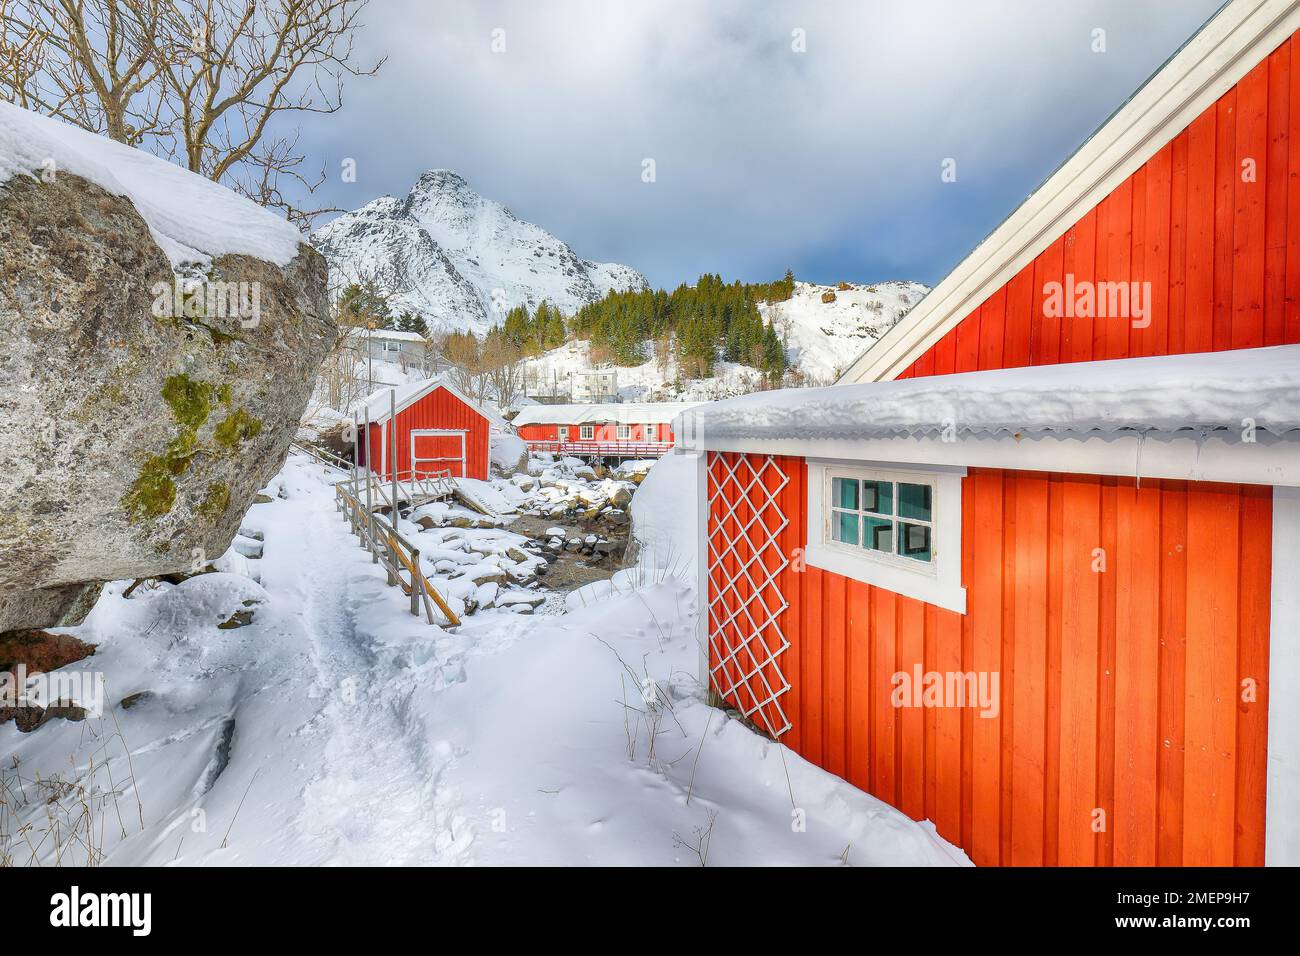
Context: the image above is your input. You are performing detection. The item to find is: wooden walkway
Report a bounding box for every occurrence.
[334,471,461,626]
[291,444,463,628]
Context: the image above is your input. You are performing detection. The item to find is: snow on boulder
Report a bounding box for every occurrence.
[0,103,333,633]
[452,478,517,517]
[489,433,530,476]
[0,102,302,268]
[627,453,699,579]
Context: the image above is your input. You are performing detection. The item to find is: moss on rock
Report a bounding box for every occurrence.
[215,408,262,448]
[124,455,177,520]
[197,481,231,519]
[161,373,215,431]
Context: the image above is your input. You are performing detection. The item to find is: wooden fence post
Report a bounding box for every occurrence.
[409,546,421,617]
[389,388,399,531]
[364,405,376,563]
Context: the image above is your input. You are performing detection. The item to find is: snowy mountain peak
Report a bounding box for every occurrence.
[311,170,648,337]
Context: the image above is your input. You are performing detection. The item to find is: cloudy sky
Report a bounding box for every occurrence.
[300,0,1226,290]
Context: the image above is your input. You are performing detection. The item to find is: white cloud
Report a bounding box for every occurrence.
[303,0,1226,287]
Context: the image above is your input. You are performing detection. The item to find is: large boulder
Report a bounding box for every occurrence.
[0,104,334,632]
[489,432,530,477]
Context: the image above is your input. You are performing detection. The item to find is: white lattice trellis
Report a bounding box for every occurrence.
[706,452,792,738]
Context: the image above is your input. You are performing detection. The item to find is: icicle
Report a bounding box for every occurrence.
[1134,430,1145,489]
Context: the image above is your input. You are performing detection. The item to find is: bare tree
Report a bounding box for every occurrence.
[0,0,168,143]
[0,0,383,228]
[481,336,524,409]
[653,332,672,376]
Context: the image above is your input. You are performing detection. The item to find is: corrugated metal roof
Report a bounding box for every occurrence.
[685,345,1300,445]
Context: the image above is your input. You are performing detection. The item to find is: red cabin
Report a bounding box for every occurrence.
[357,378,505,481]
[512,402,701,459]
[685,0,1300,868]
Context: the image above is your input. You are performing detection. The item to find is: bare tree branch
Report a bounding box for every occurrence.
[0,0,384,229]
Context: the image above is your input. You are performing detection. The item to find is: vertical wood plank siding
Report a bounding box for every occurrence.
[706,456,1273,867]
[365,386,490,480]
[896,34,1300,379]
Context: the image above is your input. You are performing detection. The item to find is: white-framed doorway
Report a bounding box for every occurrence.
[410,428,467,478]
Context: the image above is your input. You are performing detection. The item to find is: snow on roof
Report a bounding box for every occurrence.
[345,327,427,342]
[511,402,704,427]
[0,102,303,269]
[685,345,1300,446]
[358,376,509,428]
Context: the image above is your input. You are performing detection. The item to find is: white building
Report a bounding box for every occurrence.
[572,368,618,403]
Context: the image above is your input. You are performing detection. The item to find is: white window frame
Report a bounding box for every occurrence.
[381,340,403,353]
[617,424,632,440]
[644,423,655,440]
[580,424,594,440]
[805,460,966,614]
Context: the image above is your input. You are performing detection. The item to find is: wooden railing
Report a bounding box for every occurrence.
[336,469,457,514]
[290,440,353,472]
[524,440,675,459]
[335,475,461,626]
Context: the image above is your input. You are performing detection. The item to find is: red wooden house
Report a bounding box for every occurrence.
[683,0,1300,867]
[357,378,506,481]
[512,402,701,459]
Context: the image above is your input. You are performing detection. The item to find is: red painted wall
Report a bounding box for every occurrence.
[706,453,1273,867]
[898,32,1300,379]
[363,386,490,480]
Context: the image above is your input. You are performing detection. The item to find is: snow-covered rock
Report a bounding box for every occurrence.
[311,169,648,336]
[0,103,333,633]
[490,433,530,477]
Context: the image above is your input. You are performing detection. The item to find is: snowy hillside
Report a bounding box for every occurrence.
[522,279,928,402]
[760,280,927,384]
[311,170,648,336]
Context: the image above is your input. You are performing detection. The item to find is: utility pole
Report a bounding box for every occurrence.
[367,320,375,394]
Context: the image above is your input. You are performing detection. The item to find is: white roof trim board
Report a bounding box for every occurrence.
[510,402,704,427]
[359,376,508,429]
[838,0,1300,385]
[683,345,1300,445]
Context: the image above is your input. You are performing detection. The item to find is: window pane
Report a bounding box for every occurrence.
[898,482,932,521]
[832,510,859,546]
[863,516,893,553]
[863,480,893,515]
[898,521,933,562]
[832,476,859,510]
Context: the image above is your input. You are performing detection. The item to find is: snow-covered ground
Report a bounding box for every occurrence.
[1,455,968,867]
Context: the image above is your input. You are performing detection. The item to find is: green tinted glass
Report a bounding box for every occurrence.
[833,477,859,510]
[863,516,893,553]
[833,510,859,545]
[897,482,932,521]
[863,480,892,515]
[898,521,932,562]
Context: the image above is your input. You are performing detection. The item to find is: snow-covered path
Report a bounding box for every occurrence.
[2,456,969,867]
[271,484,467,864]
